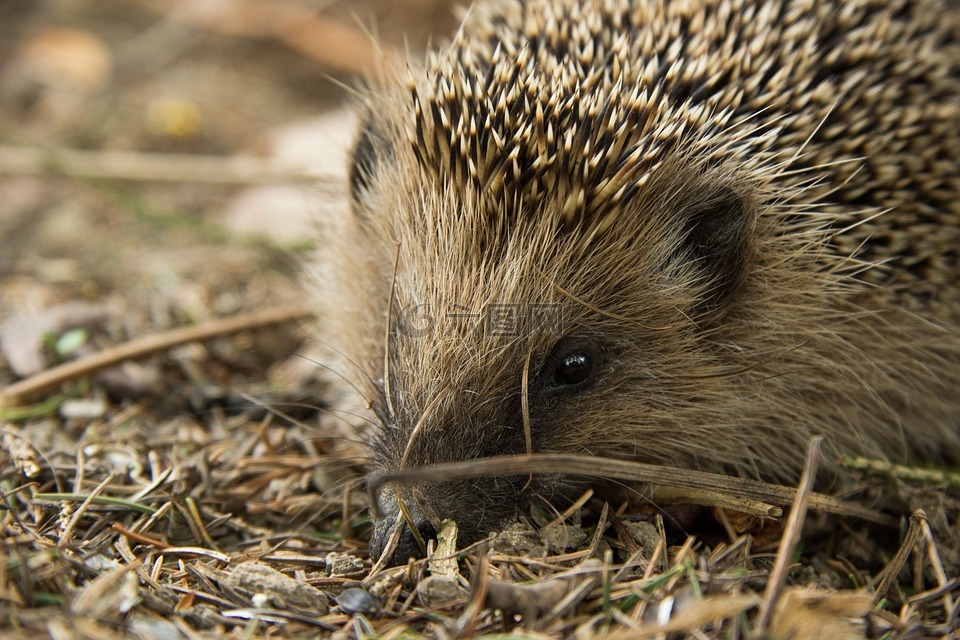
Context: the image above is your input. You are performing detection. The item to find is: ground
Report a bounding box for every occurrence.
[0,1,958,638]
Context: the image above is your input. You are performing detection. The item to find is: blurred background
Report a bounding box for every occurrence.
[0,0,459,401]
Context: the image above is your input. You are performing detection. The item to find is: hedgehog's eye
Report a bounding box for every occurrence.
[555,351,593,385]
[544,338,599,389]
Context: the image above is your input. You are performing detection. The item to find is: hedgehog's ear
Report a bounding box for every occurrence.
[348,118,390,219]
[676,184,752,319]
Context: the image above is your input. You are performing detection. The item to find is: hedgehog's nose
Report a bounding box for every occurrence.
[368,486,438,565]
[369,512,437,565]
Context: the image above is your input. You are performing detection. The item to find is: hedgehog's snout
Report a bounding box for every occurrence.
[368,473,526,565]
[368,484,437,565]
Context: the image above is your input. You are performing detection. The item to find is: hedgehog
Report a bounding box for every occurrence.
[313,0,960,563]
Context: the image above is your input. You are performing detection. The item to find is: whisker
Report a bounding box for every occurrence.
[781,97,840,173]
[275,437,372,460]
[383,241,403,422]
[295,353,388,425]
[520,345,534,457]
[399,384,450,470]
[298,335,385,402]
[237,392,378,443]
[548,276,674,332]
[670,340,810,381]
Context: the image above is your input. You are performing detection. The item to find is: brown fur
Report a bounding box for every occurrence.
[313,0,960,561]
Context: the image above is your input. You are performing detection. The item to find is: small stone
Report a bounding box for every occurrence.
[489,522,546,557]
[540,523,588,552]
[622,521,660,553]
[324,552,364,577]
[83,554,119,573]
[416,575,469,608]
[59,397,108,420]
[336,587,382,616]
[128,614,185,640]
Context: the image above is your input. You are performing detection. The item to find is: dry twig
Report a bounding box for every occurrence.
[0,305,312,407]
[755,436,822,632]
[0,145,338,185]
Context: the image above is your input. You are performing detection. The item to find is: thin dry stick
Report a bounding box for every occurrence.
[58,473,115,550]
[755,436,823,632]
[134,501,174,537]
[185,497,219,552]
[157,547,230,563]
[608,510,641,557]
[586,502,611,558]
[0,146,336,185]
[872,510,926,607]
[629,537,666,623]
[396,494,427,557]
[72,446,86,512]
[457,544,491,637]
[545,489,594,528]
[920,518,956,617]
[521,346,534,456]
[111,523,171,550]
[0,305,312,407]
[649,486,783,519]
[841,455,960,490]
[383,242,403,424]
[542,560,606,627]
[129,467,173,502]
[368,452,893,524]
[364,511,406,582]
[908,579,960,603]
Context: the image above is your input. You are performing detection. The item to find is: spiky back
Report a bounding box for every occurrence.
[397,0,959,312]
